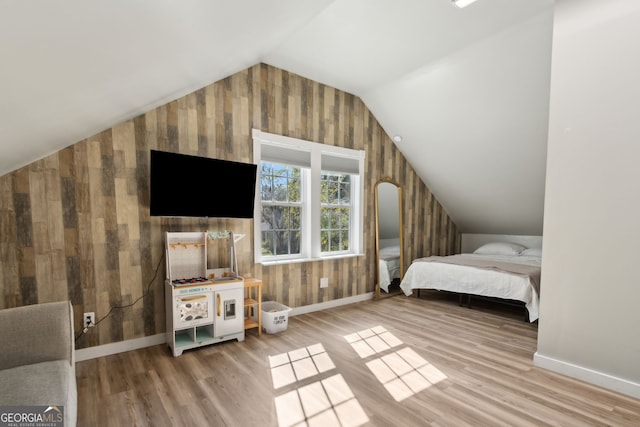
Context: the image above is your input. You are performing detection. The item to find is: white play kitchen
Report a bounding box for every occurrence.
[164,231,258,357]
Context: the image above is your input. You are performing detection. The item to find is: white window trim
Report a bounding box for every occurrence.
[320,172,353,255]
[252,129,365,264]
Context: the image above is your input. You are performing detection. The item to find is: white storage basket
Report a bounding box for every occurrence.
[260,301,292,334]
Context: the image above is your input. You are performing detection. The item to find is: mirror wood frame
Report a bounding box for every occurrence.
[374,177,404,299]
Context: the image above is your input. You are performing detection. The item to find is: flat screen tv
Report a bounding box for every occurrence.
[150,150,257,218]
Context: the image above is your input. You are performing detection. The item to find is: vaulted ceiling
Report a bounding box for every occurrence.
[0,0,555,235]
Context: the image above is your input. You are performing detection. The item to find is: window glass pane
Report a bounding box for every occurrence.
[320,208,330,229]
[290,206,301,230]
[261,163,273,176]
[272,206,288,229]
[329,231,340,252]
[262,231,274,256]
[290,231,301,254]
[273,164,288,176]
[260,166,273,201]
[320,172,352,254]
[274,231,290,255]
[261,162,301,204]
[321,230,329,252]
[273,176,288,202]
[261,177,272,201]
[321,173,350,205]
[320,179,328,204]
[259,161,304,257]
[289,177,300,202]
[339,230,349,251]
[328,180,339,204]
[330,208,339,229]
[319,207,350,253]
[340,181,350,204]
[261,206,274,229]
[338,207,350,228]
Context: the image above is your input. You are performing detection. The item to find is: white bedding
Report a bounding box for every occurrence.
[379,245,401,293]
[379,258,401,292]
[399,253,541,321]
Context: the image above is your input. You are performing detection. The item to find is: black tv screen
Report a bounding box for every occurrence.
[150,150,257,218]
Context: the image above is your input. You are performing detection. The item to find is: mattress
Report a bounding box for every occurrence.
[379,257,401,292]
[399,254,541,322]
[379,245,401,293]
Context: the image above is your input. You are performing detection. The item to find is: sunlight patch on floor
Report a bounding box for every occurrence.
[344,325,447,402]
[366,347,447,401]
[344,325,403,358]
[269,344,369,427]
[269,343,335,389]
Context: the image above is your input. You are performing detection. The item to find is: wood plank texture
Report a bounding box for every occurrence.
[76,295,640,426]
[0,63,459,349]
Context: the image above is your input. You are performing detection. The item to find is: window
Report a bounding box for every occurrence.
[253,129,364,263]
[320,173,351,253]
[260,163,302,257]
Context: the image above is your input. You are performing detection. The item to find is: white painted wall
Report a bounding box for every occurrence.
[535,0,640,398]
[363,7,553,235]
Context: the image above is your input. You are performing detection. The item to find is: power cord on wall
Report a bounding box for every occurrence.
[74,252,165,343]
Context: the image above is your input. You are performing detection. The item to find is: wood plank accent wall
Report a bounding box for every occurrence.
[0,63,459,349]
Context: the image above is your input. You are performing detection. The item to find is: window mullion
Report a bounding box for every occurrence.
[309,152,322,258]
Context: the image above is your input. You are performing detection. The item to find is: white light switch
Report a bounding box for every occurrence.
[320,277,329,288]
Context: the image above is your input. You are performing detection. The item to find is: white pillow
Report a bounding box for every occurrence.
[521,247,542,257]
[379,246,400,257]
[473,242,527,256]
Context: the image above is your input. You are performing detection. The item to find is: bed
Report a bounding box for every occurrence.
[379,245,401,293]
[399,242,542,322]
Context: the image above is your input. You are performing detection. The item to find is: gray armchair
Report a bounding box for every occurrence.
[0,301,77,426]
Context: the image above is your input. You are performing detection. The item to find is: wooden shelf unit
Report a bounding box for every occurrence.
[244,278,262,336]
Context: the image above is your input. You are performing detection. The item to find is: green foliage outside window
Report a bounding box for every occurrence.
[259,164,353,257]
[320,173,351,252]
[260,163,301,256]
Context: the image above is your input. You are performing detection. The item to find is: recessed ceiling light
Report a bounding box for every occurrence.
[393,135,402,143]
[451,0,479,8]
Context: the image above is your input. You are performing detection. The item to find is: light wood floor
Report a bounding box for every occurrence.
[76,292,640,426]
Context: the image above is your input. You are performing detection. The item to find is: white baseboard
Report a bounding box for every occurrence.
[534,352,640,399]
[76,333,167,362]
[75,293,374,361]
[289,292,373,316]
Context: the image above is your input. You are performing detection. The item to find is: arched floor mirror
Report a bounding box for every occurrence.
[374,178,404,299]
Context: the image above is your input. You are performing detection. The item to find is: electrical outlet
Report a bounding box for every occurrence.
[320,277,329,288]
[84,312,95,328]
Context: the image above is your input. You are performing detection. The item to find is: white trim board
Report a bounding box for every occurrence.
[534,352,640,399]
[75,292,374,361]
[76,333,166,362]
[289,292,373,316]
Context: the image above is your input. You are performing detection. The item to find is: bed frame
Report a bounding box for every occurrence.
[417,289,531,322]
[408,234,542,322]
[458,293,531,322]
